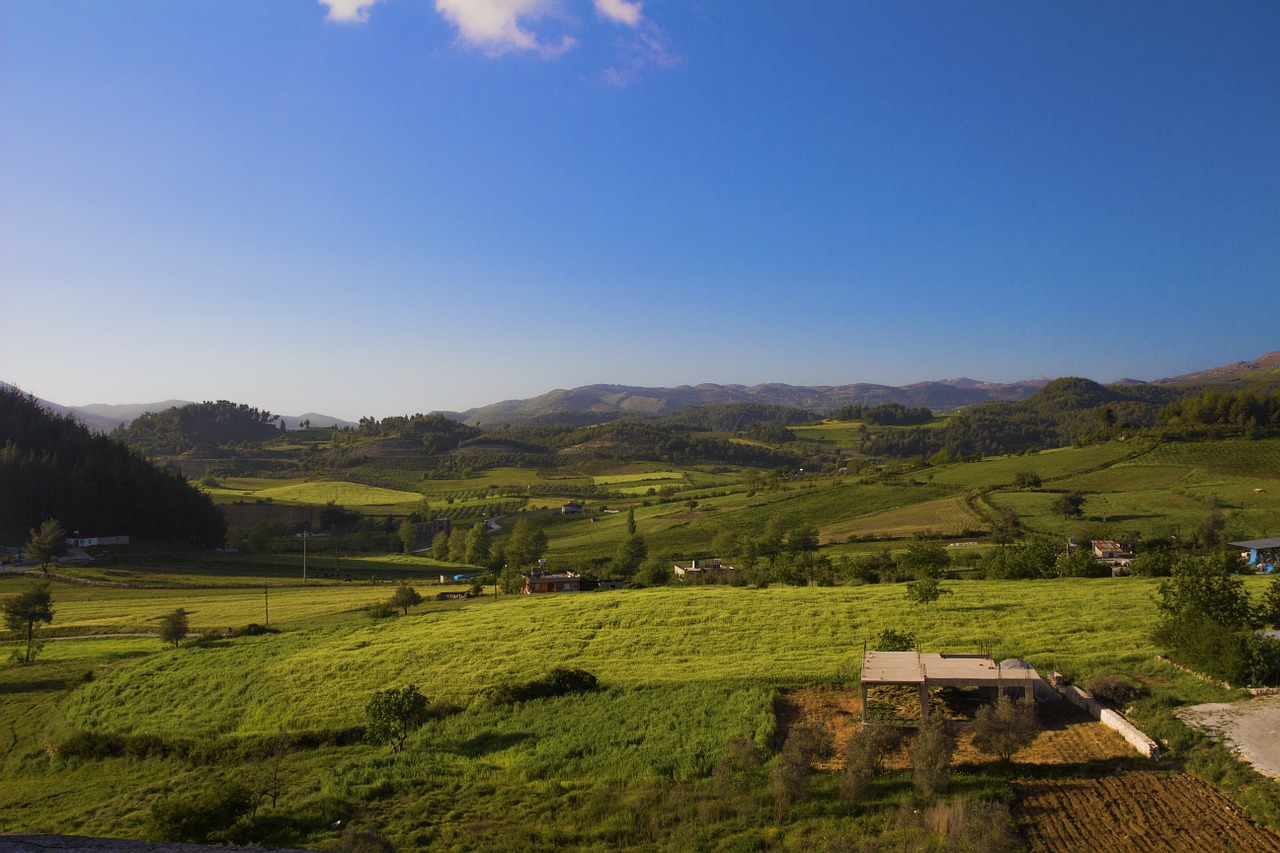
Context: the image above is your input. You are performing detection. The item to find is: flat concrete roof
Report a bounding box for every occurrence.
[861,651,1040,689]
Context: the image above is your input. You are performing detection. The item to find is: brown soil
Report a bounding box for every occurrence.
[775,687,1280,851]
[1013,771,1280,852]
[774,686,1135,770]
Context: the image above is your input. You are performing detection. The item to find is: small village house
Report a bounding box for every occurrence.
[522,571,582,594]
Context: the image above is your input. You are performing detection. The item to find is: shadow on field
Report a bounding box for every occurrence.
[454,731,534,757]
[0,678,68,694]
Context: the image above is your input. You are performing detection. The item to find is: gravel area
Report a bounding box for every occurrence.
[1178,694,1280,780]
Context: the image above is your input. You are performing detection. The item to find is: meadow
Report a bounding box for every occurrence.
[4,575,1276,850]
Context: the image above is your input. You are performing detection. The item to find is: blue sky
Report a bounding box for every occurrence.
[3,1,1278,419]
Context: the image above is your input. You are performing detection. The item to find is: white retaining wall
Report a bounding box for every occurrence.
[1053,674,1162,759]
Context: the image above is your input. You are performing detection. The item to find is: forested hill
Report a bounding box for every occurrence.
[0,388,226,545]
[867,378,1186,458]
[114,401,283,455]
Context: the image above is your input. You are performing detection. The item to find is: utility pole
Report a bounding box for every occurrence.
[302,529,309,586]
[264,585,269,627]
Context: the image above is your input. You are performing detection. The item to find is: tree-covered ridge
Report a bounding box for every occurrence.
[1157,388,1280,438]
[829,402,934,426]
[353,412,482,452]
[652,402,816,432]
[867,378,1186,458]
[470,420,797,468]
[0,388,226,545]
[115,401,282,455]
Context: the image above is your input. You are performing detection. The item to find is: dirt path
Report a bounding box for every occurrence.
[1178,694,1280,780]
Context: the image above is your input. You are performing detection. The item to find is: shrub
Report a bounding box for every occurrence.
[365,602,396,619]
[1086,675,1141,707]
[875,628,916,651]
[972,694,1037,762]
[839,722,899,807]
[911,714,955,803]
[231,623,280,637]
[487,668,601,704]
[771,725,828,814]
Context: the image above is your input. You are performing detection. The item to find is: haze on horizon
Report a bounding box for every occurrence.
[3,2,1277,420]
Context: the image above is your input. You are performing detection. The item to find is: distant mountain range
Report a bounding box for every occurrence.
[6,351,1277,431]
[445,378,1054,427]
[0,384,356,432]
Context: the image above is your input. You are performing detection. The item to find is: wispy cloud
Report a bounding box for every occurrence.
[434,0,577,57]
[594,0,642,27]
[319,0,381,24]
[600,24,682,87]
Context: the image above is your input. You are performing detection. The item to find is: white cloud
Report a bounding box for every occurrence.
[435,0,577,57]
[319,0,381,24]
[595,0,642,27]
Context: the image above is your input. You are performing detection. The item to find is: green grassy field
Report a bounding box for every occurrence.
[4,568,1280,849]
[57,580,1185,738]
[205,478,425,510]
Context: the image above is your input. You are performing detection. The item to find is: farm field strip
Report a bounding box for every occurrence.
[927,443,1138,488]
[60,580,1186,739]
[592,471,686,485]
[1014,771,1280,852]
[819,495,983,541]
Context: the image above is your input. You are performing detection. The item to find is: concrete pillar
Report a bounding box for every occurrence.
[860,681,868,722]
[919,683,930,719]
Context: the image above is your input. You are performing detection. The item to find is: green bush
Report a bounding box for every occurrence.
[365,602,396,619]
[487,667,601,705]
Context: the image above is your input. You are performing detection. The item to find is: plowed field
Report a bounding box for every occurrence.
[1014,771,1280,852]
[775,687,1280,851]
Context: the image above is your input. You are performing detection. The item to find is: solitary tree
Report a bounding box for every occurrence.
[905,576,951,609]
[626,507,637,535]
[158,608,189,648]
[364,685,430,753]
[1051,491,1086,521]
[25,519,66,572]
[972,694,1038,762]
[389,585,422,616]
[3,583,54,664]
